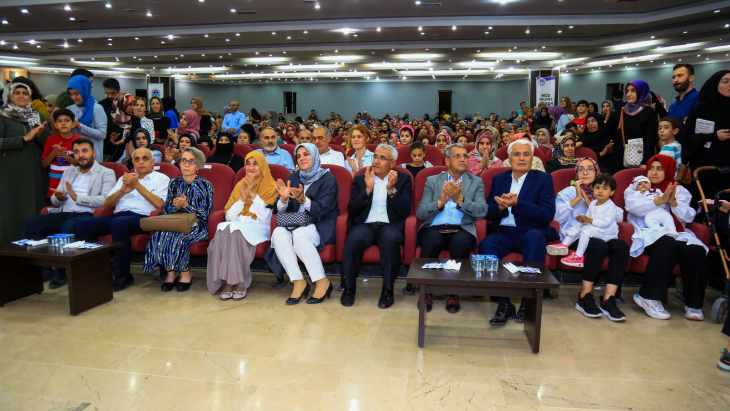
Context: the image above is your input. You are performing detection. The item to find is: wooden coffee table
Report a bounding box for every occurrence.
[407,258,560,353]
[0,242,122,316]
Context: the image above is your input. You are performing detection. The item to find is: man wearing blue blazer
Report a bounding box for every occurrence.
[480,139,558,325]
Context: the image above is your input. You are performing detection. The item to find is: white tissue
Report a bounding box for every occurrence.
[443,260,461,271]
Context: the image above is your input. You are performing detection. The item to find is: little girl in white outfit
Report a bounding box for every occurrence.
[559,174,620,268]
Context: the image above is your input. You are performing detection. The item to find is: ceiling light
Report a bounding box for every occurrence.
[610,40,659,50]
[134,37,139,40]
[452,26,457,30]
[29,39,36,44]
[105,3,112,8]
[64,5,71,11]
[303,30,308,33]
[706,44,730,51]
[569,26,574,29]
[146,11,152,16]
[78,38,83,42]
[168,35,174,39]
[315,3,320,9]
[683,31,688,34]
[415,1,421,4]
[525,29,530,34]
[272,32,276,35]
[485,31,489,34]
[13,44,18,49]
[557,30,562,33]
[21,9,28,14]
[715,9,721,13]
[204,34,209,37]
[69,17,75,20]
[1,20,7,25]
[108,43,112,46]
[63,42,68,48]
[377,27,381,32]
[418,26,422,31]
[225,38,230,41]
[479,52,560,60]
[160,41,164,44]
[236,33,240,36]
[655,42,703,52]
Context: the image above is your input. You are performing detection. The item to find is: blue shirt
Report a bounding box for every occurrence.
[222,111,247,137]
[256,147,295,172]
[431,174,464,227]
[344,150,374,173]
[66,103,108,163]
[668,88,699,122]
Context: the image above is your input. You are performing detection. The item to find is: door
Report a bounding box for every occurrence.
[438,90,452,117]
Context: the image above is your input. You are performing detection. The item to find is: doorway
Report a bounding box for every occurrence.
[438,90,452,117]
[606,83,623,101]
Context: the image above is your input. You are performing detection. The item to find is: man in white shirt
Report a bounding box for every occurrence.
[340,145,412,309]
[313,126,345,167]
[23,138,116,288]
[76,148,169,292]
[480,139,558,325]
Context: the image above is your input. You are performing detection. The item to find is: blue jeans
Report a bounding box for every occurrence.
[24,212,93,238]
[75,211,148,279]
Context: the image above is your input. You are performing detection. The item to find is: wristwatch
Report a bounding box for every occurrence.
[388,188,397,197]
[457,201,465,210]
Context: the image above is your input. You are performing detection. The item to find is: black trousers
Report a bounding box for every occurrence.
[24,212,93,237]
[723,308,730,338]
[75,211,147,279]
[570,238,630,286]
[418,226,475,260]
[342,223,404,291]
[641,235,708,308]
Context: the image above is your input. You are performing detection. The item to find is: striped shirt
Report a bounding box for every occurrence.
[659,141,682,177]
[42,133,81,197]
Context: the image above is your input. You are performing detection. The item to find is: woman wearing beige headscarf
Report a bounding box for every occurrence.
[207,151,279,300]
[190,97,212,136]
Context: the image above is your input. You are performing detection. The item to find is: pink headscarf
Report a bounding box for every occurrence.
[176,109,200,138]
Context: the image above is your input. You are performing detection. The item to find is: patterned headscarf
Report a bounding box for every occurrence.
[295,142,327,185]
[471,129,497,162]
[575,156,600,202]
[623,80,652,116]
[111,93,136,132]
[0,83,41,126]
[553,134,579,166]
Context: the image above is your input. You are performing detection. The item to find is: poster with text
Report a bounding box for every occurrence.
[536,77,556,107]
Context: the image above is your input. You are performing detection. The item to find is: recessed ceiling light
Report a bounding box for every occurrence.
[160,41,165,44]
[13,44,18,49]
[415,1,421,4]
[488,26,493,30]
[63,42,68,48]
[64,5,71,11]
[315,3,320,9]
[715,9,721,13]
[105,3,112,8]
[1,20,7,25]
[236,33,240,36]
[525,29,530,34]
[452,26,457,30]
[255,51,259,54]
[420,32,425,35]
[485,31,489,34]
[272,32,276,35]
[683,31,688,34]
[204,34,209,37]
[69,17,75,20]
[168,35,174,39]
[108,43,112,46]
[29,39,36,44]
[78,38,83,42]
[557,30,562,33]
[134,37,138,40]
[225,38,230,41]
[569,26,574,29]
[146,11,152,16]
[303,30,308,33]
[418,26,422,31]
[21,9,28,14]
[230,8,236,12]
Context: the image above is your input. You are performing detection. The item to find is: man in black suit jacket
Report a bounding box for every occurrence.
[341,145,413,308]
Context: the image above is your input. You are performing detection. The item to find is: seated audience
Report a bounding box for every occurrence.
[414,143,488,312]
[467,129,502,176]
[76,148,169,292]
[341,145,412,308]
[298,128,313,143]
[119,128,162,168]
[147,96,171,144]
[144,148,213,292]
[502,134,546,171]
[404,141,433,178]
[208,152,278,299]
[545,134,578,173]
[345,124,374,175]
[206,132,244,174]
[479,139,558,324]
[24,138,115,288]
[165,133,197,167]
[624,155,708,321]
[268,143,339,304]
[313,126,345,166]
[255,127,295,171]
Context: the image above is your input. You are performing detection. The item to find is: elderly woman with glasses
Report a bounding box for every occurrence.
[143,147,214,293]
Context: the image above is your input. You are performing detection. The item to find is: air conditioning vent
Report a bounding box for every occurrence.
[236,11,258,14]
[417,3,442,7]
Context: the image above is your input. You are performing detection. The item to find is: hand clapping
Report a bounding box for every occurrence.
[386,170,398,192]
[494,193,517,211]
[364,166,375,194]
[65,181,77,201]
[276,179,292,202]
[172,194,188,210]
[444,180,462,202]
[50,188,67,201]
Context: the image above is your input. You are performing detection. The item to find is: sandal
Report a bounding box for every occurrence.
[445,295,461,314]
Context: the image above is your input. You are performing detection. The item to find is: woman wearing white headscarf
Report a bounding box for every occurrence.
[268,143,339,305]
[0,82,52,243]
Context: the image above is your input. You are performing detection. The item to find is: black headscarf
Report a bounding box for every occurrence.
[250,108,261,121]
[577,112,608,154]
[132,127,153,148]
[162,97,180,118]
[207,132,244,173]
[179,133,197,148]
[698,70,730,129]
[241,124,256,141]
[197,134,214,149]
[534,108,552,128]
[651,92,668,118]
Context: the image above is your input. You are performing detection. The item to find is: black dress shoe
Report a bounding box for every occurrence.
[515,300,526,323]
[341,288,356,307]
[307,283,333,304]
[286,284,310,305]
[489,303,516,325]
[378,287,394,309]
[112,275,134,292]
[403,283,415,295]
[48,269,67,289]
[273,277,290,288]
[161,275,179,292]
[42,267,55,282]
[177,276,193,292]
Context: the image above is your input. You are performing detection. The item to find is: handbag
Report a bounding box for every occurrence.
[677,163,692,185]
[619,108,644,169]
[276,212,314,231]
[140,213,196,234]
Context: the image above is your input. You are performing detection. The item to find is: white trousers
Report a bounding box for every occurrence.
[271,225,325,282]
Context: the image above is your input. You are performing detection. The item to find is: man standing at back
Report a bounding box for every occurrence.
[98,78,122,160]
[222,101,246,138]
[313,126,346,167]
[668,64,698,123]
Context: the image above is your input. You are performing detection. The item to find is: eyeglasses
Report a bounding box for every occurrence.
[179,159,198,166]
[448,154,469,160]
[373,155,393,162]
[577,167,596,174]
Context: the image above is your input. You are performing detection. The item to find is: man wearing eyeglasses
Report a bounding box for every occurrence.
[312,126,345,167]
[76,148,169,292]
[479,139,558,325]
[341,145,413,309]
[415,143,488,314]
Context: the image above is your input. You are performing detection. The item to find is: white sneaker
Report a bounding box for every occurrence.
[232,289,247,301]
[547,243,570,256]
[684,306,704,321]
[633,293,671,320]
[220,290,233,301]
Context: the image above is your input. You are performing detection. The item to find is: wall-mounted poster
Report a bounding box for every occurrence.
[536,77,556,107]
[148,83,164,99]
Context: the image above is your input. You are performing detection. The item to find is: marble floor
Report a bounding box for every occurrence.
[1,266,729,411]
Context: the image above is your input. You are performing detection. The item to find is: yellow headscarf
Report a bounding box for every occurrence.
[224,151,278,219]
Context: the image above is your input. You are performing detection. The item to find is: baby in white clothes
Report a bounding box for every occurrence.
[630,176,678,232]
[560,174,620,268]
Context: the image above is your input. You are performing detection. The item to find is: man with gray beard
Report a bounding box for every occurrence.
[255,127,295,171]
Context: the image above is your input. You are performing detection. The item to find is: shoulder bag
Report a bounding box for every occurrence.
[619,108,643,169]
[140,213,196,234]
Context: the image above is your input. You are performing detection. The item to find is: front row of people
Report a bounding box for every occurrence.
[24,138,709,324]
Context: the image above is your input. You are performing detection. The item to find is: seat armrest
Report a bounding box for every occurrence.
[208,210,226,242]
[40,206,58,215]
[93,207,115,217]
[686,222,710,246]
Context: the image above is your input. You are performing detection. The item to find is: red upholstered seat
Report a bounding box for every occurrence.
[152,163,182,179]
[100,162,129,180]
[189,164,235,256]
[395,144,444,167]
[329,144,346,156]
[197,144,211,158]
[465,143,475,153]
[538,146,552,158]
[151,144,167,161]
[279,144,296,160]
[336,166,415,263]
[210,143,251,159]
[575,147,597,162]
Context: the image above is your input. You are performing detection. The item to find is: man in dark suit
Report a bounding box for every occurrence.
[341,144,413,308]
[480,139,557,324]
